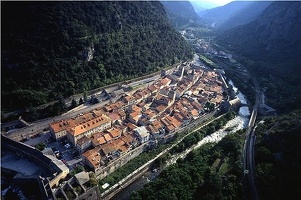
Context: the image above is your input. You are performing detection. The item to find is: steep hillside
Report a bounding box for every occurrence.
[217,1,301,112]
[200,1,271,29]
[1,1,193,110]
[217,1,301,62]
[161,1,206,29]
[254,110,301,199]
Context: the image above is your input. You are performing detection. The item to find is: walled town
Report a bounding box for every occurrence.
[49,62,226,177]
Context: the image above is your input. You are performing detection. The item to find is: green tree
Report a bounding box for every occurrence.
[35,142,46,151]
[79,97,84,105]
[83,90,88,102]
[70,98,78,109]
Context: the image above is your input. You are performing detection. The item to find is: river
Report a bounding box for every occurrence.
[200,79,251,143]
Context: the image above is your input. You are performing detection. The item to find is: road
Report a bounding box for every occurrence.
[242,77,260,200]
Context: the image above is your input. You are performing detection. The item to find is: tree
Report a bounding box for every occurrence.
[70,98,77,109]
[35,142,46,151]
[79,97,84,105]
[83,90,88,102]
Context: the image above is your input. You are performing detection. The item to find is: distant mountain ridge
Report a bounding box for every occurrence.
[161,1,206,29]
[200,1,272,30]
[190,0,219,13]
[217,1,301,60]
[217,1,301,112]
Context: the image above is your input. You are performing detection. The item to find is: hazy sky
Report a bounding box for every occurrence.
[211,0,233,6]
[190,0,233,6]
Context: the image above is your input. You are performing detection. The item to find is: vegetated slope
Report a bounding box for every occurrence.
[218,1,301,60]
[254,110,301,199]
[200,1,271,30]
[216,1,301,113]
[131,127,245,200]
[161,1,207,29]
[1,1,193,110]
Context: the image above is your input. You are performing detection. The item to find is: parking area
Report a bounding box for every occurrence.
[24,132,83,170]
[22,131,52,147]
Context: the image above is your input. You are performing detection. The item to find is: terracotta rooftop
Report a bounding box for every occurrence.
[121,95,135,104]
[155,105,166,113]
[106,127,121,138]
[144,109,157,119]
[91,134,106,146]
[82,147,102,168]
[104,133,112,142]
[126,122,138,131]
[133,92,143,101]
[50,112,98,133]
[148,85,157,92]
[69,114,111,137]
[108,112,121,122]
[97,136,106,145]
[121,134,135,145]
[191,109,199,117]
[161,115,182,129]
[101,144,115,155]
[160,77,171,86]
[148,120,163,133]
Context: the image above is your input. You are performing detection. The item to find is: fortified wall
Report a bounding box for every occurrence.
[1,135,69,199]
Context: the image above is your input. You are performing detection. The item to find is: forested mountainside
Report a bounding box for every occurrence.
[200,1,271,30]
[217,1,301,60]
[216,1,301,113]
[161,1,206,29]
[254,109,301,199]
[2,1,193,111]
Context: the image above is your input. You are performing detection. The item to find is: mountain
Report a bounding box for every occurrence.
[190,1,219,13]
[161,1,206,29]
[218,1,301,61]
[1,1,193,110]
[217,1,301,112]
[254,109,301,200]
[200,1,271,30]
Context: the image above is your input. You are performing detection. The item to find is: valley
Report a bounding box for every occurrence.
[1,1,300,200]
